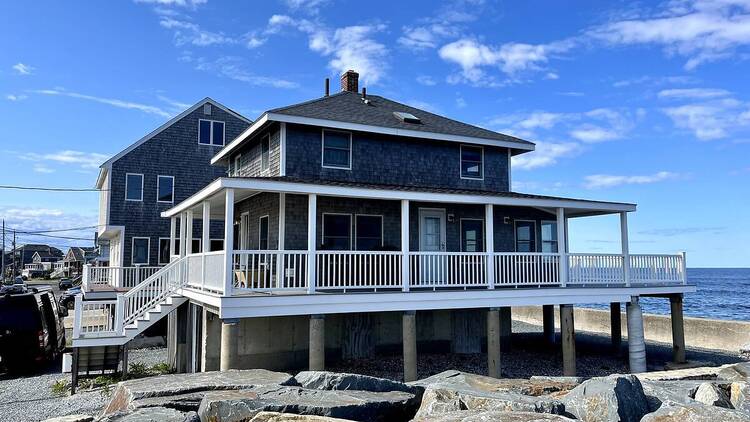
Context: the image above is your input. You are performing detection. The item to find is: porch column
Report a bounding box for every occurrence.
[627,297,647,373]
[186,210,194,254]
[170,217,177,259]
[487,308,501,378]
[620,212,631,287]
[202,201,211,289]
[307,194,317,294]
[277,193,286,289]
[401,199,410,292]
[543,305,555,344]
[309,314,325,371]
[179,212,187,258]
[560,304,576,376]
[485,204,495,289]
[220,318,239,371]
[556,208,567,287]
[610,302,622,352]
[223,189,235,296]
[403,311,417,382]
[670,294,687,364]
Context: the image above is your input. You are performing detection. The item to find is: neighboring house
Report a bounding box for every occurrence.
[95,98,251,269]
[7,244,62,276]
[73,72,694,384]
[63,247,98,277]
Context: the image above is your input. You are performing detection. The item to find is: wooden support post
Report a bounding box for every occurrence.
[402,311,417,382]
[543,305,555,344]
[610,302,622,353]
[186,210,194,254]
[487,308,501,378]
[71,347,79,395]
[121,343,129,378]
[670,294,687,364]
[309,314,325,371]
[560,304,576,376]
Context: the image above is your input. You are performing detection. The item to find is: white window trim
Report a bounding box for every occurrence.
[131,236,150,266]
[198,119,226,146]
[158,237,171,265]
[459,218,485,252]
[157,175,175,204]
[354,214,384,250]
[190,238,201,254]
[239,212,250,250]
[321,129,352,170]
[258,214,270,250]
[125,173,144,202]
[460,144,484,180]
[210,238,225,251]
[514,219,537,253]
[321,212,353,249]
[260,134,271,174]
[233,154,242,177]
[540,220,559,253]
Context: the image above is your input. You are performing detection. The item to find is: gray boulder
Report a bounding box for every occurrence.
[247,412,354,421]
[718,362,750,382]
[412,410,575,421]
[561,374,650,422]
[42,416,94,422]
[731,382,750,415]
[693,382,732,408]
[411,370,579,396]
[103,369,296,414]
[641,400,750,422]
[294,371,418,394]
[641,380,704,411]
[197,385,419,422]
[95,407,199,422]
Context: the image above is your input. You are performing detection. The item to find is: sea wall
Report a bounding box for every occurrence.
[513,306,750,353]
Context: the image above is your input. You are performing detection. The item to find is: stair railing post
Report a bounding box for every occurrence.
[680,251,687,284]
[82,264,90,291]
[114,294,125,335]
[73,294,83,339]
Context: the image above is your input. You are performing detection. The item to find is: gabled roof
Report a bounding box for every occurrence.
[95,97,252,188]
[212,91,536,165]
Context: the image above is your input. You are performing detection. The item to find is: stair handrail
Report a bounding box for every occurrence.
[119,256,188,328]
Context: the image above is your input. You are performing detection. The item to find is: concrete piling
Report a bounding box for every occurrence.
[309,314,325,371]
[402,311,417,382]
[627,297,648,373]
[220,318,239,371]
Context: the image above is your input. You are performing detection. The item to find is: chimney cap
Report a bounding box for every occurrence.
[340,70,359,93]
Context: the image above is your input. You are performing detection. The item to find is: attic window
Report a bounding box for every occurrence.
[393,111,421,124]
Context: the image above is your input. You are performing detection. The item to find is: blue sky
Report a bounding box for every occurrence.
[0,0,748,267]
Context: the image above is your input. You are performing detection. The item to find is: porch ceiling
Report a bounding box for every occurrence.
[162,177,636,219]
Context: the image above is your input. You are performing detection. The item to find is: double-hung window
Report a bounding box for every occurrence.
[322,130,351,169]
[460,145,483,179]
[132,237,150,265]
[198,119,225,146]
[460,219,484,252]
[157,175,174,203]
[259,216,269,250]
[261,135,270,172]
[355,215,383,250]
[515,221,536,252]
[541,221,558,253]
[322,214,351,250]
[125,173,143,201]
[158,238,171,265]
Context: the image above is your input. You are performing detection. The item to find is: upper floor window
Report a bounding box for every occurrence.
[199,119,225,146]
[125,173,143,201]
[322,130,351,170]
[157,175,174,203]
[541,221,558,253]
[261,135,270,172]
[132,237,150,265]
[460,145,483,179]
[515,220,536,252]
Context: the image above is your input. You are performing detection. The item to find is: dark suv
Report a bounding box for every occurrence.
[0,285,66,371]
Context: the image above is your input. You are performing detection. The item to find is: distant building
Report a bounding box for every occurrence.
[63,246,98,277]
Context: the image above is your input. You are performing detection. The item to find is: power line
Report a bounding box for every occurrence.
[0,184,106,192]
[12,225,100,234]
[15,232,94,241]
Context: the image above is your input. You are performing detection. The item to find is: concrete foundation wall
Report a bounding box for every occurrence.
[513,306,750,354]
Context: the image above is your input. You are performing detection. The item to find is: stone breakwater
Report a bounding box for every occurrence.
[41,362,750,422]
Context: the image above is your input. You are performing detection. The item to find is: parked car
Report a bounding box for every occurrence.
[13,276,24,285]
[0,286,66,372]
[58,278,74,290]
[59,286,82,313]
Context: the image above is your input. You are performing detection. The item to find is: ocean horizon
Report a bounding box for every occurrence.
[582,268,750,322]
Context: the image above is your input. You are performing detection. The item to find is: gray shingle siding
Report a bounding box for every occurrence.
[284,124,510,192]
[229,123,281,177]
[108,102,249,266]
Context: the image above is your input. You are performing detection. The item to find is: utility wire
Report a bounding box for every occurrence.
[0,185,106,192]
[11,225,101,234]
[15,232,94,241]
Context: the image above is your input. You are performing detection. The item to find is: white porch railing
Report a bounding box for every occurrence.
[630,254,685,284]
[232,250,308,291]
[568,254,626,285]
[83,265,161,290]
[409,252,487,288]
[316,251,402,290]
[72,295,118,339]
[494,253,561,287]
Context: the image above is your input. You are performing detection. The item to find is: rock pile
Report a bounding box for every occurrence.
[42,362,750,421]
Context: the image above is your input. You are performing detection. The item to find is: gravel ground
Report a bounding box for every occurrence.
[0,347,168,422]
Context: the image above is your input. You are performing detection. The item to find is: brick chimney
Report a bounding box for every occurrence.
[340,70,359,92]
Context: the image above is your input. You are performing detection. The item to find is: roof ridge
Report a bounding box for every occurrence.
[267,91,353,114]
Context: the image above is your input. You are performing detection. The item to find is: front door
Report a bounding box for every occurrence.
[419,209,446,284]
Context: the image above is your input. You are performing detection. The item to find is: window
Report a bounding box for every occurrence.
[261,135,270,172]
[157,175,174,203]
[515,221,536,252]
[541,221,558,253]
[460,145,483,179]
[461,219,484,252]
[355,215,383,250]
[210,239,224,251]
[198,119,225,146]
[259,216,269,250]
[322,130,351,169]
[191,239,201,253]
[132,237,150,265]
[125,173,143,201]
[233,154,242,177]
[158,238,171,265]
[322,214,351,250]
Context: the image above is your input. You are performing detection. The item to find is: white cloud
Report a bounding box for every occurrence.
[589,0,750,69]
[398,0,481,51]
[193,56,298,88]
[612,75,698,88]
[283,0,329,14]
[416,75,437,86]
[583,171,680,189]
[662,98,748,140]
[569,125,621,142]
[32,164,55,174]
[455,96,467,108]
[134,0,206,7]
[511,141,581,170]
[0,206,98,249]
[32,89,172,117]
[657,88,731,99]
[492,108,634,144]
[19,150,108,170]
[5,94,27,101]
[159,17,235,46]
[12,63,34,75]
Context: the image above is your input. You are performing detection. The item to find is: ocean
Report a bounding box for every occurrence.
[582,268,750,322]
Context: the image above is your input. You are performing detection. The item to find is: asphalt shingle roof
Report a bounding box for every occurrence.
[268,91,534,147]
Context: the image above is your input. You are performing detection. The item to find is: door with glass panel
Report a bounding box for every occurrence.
[419,209,447,285]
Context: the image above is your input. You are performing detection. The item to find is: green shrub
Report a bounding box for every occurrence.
[51,379,69,396]
[150,362,173,375]
[128,362,149,378]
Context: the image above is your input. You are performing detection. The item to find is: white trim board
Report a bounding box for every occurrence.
[211,112,535,165]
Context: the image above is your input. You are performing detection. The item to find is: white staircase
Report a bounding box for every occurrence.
[72,257,189,347]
